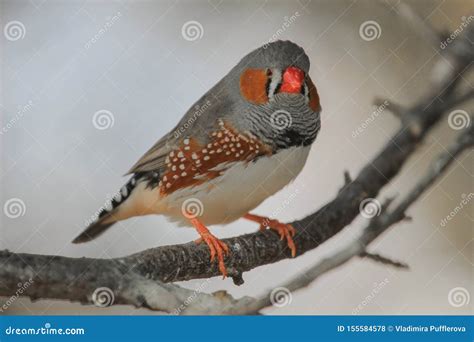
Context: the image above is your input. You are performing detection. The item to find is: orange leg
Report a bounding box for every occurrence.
[190,217,229,278]
[244,213,296,257]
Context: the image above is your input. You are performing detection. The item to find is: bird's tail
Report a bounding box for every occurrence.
[72,176,139,244]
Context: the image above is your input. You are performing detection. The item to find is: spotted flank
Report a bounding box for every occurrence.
[158,119,272,196]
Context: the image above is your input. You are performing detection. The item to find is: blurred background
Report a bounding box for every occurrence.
[1,0,472,315]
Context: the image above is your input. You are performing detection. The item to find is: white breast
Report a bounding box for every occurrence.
[157,145,311,227]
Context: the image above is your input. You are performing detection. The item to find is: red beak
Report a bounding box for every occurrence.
[280,66,304,94]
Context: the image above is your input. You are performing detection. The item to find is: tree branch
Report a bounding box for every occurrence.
[1,15,473,314]
[243,124,473,314]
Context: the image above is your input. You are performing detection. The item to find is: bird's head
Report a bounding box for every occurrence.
[235,40,321,113]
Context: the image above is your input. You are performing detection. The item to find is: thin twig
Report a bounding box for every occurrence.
[246,125,473,314]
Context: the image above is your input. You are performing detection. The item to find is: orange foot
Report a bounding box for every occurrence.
[244,213,296,257]
[190,217,229,278]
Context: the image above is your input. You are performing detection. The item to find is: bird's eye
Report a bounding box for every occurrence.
[266,69,273,77]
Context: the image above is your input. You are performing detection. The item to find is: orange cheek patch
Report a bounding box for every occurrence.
[307,76,321,112]
[240,69,268,104]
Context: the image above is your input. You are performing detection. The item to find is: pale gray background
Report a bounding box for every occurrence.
[1,0,472,315]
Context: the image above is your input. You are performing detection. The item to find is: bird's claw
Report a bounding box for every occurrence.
[247,214,296,257]
[193,223,229,278]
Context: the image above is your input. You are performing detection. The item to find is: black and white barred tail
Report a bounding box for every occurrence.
[72,175,139,243]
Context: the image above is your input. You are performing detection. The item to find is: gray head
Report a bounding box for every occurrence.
[223,40,320,113]
[238,40,310,73]
[219,41,321,149]
[184,41,321,149]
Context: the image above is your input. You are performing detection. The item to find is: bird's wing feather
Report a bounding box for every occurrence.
[127,132,174,174]
[127,84,229,175]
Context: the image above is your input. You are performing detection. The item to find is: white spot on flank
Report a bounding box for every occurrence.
[181,172,187,177]
[191,153,198,160]
[179,164,185,170]
[177,151,184,158]
[184,138,190,145]
[204,156,210,161]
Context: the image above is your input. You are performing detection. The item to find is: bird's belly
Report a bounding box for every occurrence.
[158,145,311,227]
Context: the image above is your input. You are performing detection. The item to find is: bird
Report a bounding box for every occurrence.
[73,40,321,277]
